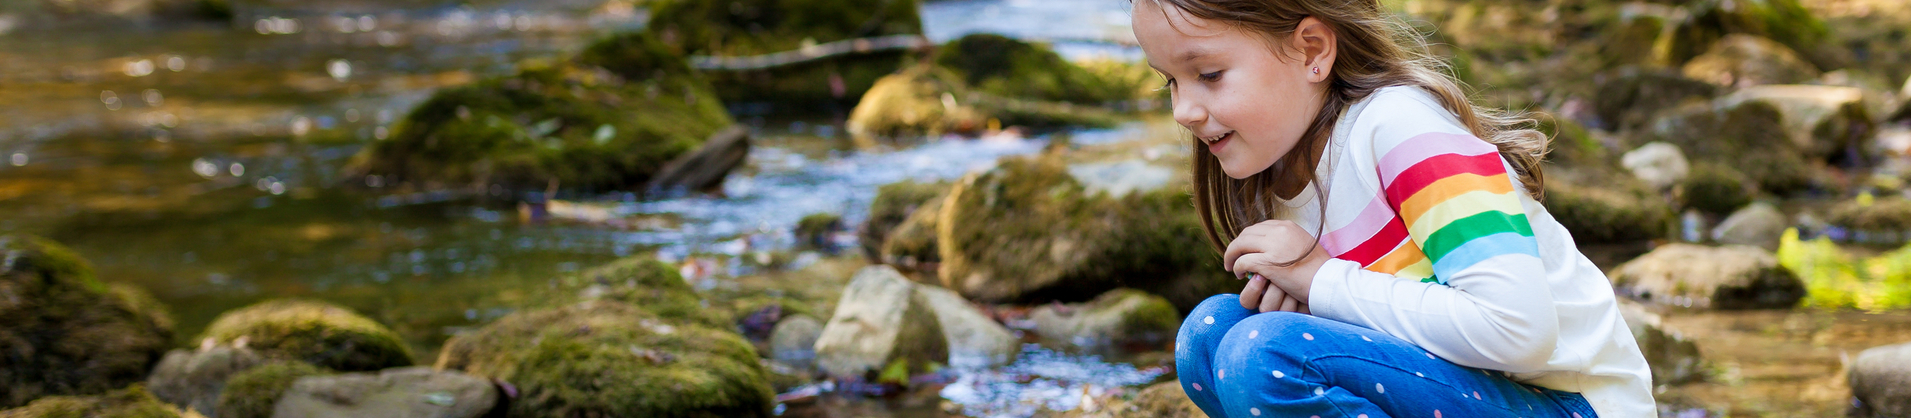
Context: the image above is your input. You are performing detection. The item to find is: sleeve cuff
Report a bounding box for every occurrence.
[1307,258,1362,323]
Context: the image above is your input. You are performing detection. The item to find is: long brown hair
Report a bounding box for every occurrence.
[1148,0,1549,256]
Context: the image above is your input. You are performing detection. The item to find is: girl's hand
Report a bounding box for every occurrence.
[1224,220,1331,312]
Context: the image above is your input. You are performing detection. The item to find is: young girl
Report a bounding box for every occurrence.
[1132,0,1656,417]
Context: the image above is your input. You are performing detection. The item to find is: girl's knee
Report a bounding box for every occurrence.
[1179,294,1247,339]
[1214,312,1332,365]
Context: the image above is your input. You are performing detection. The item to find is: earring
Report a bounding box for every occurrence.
[1311,67,1320,75]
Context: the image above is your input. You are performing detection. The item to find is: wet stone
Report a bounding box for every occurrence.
[1850,341,1911,418]
[271,367,499,418]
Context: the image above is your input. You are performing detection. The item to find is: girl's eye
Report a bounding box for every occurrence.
[1198,71,1223,82]
[1155,78,1175,92]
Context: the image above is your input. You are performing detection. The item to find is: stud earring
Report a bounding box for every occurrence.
[1311,67,1320,74]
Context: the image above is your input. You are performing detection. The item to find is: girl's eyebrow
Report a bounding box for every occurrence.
[1147,47,1218,73]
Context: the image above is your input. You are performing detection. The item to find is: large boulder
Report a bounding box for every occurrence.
[198,299,412,372]
[935,155,1233,310]
[1609,243,1807,309]
[813,266,949,380]
[1642,97,1814,193]
[435,300,774,418]
[1616,299,1703,386]
[145,347,268,417]
[1716,84,1877,165]
[1850,341,1911,418]
[1680,34,1821,88]
[914,285,1019,369]
[1711,202,1788,251]
[0,235,172,408]
[1028,289,1179,350]
[1540,179,1673,244]
[846,66,987,140]
[545,256,728,328]
[0,385,202,418]
[271,367,498,418]
[644,0,924,109]
[348,32,734,193]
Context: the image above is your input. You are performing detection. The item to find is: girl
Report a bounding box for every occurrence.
[1132,0,1656,417]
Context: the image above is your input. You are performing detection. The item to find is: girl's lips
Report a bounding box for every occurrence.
[1207,131,1233,154]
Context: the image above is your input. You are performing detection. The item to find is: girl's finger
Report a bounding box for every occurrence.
[1279,295,1300,313]
[1230,252,1276,280]
[1297,303,1311,315]
[1222,239,1262,277]
[1240,275,1270,310]
[1258,283,1288,313]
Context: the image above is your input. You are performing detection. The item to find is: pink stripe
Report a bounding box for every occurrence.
[1322,194,1399,256]
[1377,132,1498,186]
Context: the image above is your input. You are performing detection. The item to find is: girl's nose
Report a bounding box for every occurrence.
[1172,94,1207,129]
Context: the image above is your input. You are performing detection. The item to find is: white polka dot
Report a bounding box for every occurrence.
[1272,370,1285,378]
[1416,372,1424,377]
[1218,370,1225,379]
[1203,316,1215,325]
[1362,336,1372,342]
[1302,333,1314,340]
[1314,387,1325,396]
[1473,391,1481,400]
[1376,383,1385,393]
[1435,410,1443,418]
[1249,330,1259,339]
[1192,383,1202,391]
[1250,408,1261,416]
[1573,413,1582,418]
[1359,415,1368,418]
[1426,353,1436,359]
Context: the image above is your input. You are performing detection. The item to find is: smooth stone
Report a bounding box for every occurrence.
[915,285,1019,368]
[1711,202,1787,250]
[145,346,267,417]
[1850,342,1911,417]
[1621,142,1690,190]
[768,315,824,370]
[1609,243,1806,309]
[1028,289,1179,350]
[272,366,498,418]
[813,266,949,379]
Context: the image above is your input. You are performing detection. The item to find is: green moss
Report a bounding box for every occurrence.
[216,362,329,418]
[1667,0,1829,67]
[1103,289,1180,343]
[1678,163,1755,216]
[795,213,844,251]
[1592,68,1720,132]
[1095,187,1236,311]
[1643,100,1812,194]
[0,385,194,418]
[1777,229,1911,311]
[350,32,732,192]
[933,34,1144,105]
[1829,197,1911,232]
[198,300,412,372]
[1542,180,1673,244]
[0,235,172,409]
[539,256,729,328]
[1537,113,1608,170]
[435,301,774,418]
[859,180,949,261]
[645,0,924,108]
[880,197,943,275]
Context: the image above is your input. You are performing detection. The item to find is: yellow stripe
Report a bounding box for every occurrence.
[1397,173,1514,223]
[1394,258,1435,281]
[1366,242,1428,276]
[1405,189,1525,240]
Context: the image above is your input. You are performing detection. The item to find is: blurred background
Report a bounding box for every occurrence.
[1,0,1909,416]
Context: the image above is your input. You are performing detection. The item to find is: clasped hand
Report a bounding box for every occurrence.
[1223,220,1331,314]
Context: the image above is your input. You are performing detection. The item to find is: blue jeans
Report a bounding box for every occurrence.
[1176,294,1598,418]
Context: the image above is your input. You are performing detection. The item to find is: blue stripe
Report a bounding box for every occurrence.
[1427,231,1542,282]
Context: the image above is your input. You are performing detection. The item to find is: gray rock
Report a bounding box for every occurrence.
[768,314,823,370]
[1850,341,1911,418]
[1717,84,1875,161]
[813,266,948,379]
[1711,202,1788,250]
[145,346,268,417]
[915,285,1019,368]
[1609,243,1806,309]
[1616,299,1703,386]
[271,366,498,418]
[1029,289,1179,350]
[1621,142,1690,191]
[1681,34,1821,88]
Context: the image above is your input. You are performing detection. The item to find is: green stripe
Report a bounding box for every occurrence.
[1421,212,1534,262]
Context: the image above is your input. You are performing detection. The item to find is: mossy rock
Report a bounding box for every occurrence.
[795,213,844,252]
[1591,68,1720,132]
[349,32,732,193]
[215,361,329,418]
[435,300,774,418]
[1678,163,1755,216]
[1642,99,1813,194]
[935,156,1231,310]
[645,0,924,109]
[1680,34,1821,87]
[847,65,988,139]
[0,235,173,409]
[1666,0,1829,68]
[0,385,201,418]
[1542,179,1673,244]
[880,196,944,277]
[1537,112,1609,171]
[1829,198,1911,233]
[538,256,728,329]
[198,300,412,372]
[1028,288,1180,349]
[933,33,1146,105]
[1716,84,1876,166]
[859,180,949,261]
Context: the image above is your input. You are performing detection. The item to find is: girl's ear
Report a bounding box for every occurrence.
[1292,17,1337,83]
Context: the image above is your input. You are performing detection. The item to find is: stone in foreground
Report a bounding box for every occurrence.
[813,266,949,380]
[1850,341,1911,418]
[272,367,498,418]
[1609,243,1806,309]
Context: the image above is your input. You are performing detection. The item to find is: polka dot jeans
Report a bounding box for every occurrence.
[1176,294,1599,418]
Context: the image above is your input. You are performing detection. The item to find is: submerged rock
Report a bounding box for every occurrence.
[348,32,733,193]
[0,385,202,418]
[145,347,268,417]
[1850,341,1911,418]
[813,266,949,380]
[1609,243,1806,309]
[435,300,774,418]
[1681,34,1821,87]
[795,213,846,253]
[1540,179,1673,244]
[271,367,498,418]
[1616,299,1703,386]
[1028,289,1179,350]
[0,235,173,408]
[1711,202,1787,251]
[198,299,412,372]
[1042,381,1206,418]
[217,361,331,418]
[915,285,1019,369]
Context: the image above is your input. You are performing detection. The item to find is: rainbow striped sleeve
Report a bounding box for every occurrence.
[1376,132,1540,285]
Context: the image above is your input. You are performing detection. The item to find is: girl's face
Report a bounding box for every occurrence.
[1132,0,1332,179]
